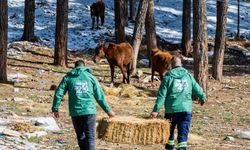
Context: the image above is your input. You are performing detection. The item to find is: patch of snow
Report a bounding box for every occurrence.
[7,0,250,51]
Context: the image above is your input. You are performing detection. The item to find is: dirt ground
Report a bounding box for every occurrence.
[0,41,249,150]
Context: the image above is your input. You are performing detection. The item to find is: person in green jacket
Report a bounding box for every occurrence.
[151,56,206,150]
[52,60,115,150]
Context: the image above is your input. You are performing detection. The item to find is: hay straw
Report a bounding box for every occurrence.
[97,116,170,145]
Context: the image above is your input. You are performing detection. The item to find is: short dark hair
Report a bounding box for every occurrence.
[75,60,85,67]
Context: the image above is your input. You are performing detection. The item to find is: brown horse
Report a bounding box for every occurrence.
[93,42,133,85]
[151,48,173,82]
[90,1,105,29]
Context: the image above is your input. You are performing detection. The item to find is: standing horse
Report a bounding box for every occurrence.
[93,42,133,85]
[90,1,105,29]
[151,48,173,82]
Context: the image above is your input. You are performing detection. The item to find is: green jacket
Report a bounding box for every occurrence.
[52,66,111,117]
[153,67,206,113]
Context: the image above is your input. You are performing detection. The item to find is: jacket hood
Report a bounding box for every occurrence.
[67,67,93,76]
[168,67,188,79]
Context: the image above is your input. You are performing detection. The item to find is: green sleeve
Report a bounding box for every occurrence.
[153,76,169,112]
[191,75,206,102]
[92,76,111,113]
[52,76,68,112]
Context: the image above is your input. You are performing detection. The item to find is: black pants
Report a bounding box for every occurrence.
[72,114,96,150]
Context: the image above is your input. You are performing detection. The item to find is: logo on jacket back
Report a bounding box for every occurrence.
[74,81,88,94]
[175,79,188,92]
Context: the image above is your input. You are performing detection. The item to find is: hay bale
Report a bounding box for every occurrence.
[97,116,170,145]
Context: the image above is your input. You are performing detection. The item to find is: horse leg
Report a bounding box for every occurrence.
[101,15,104,26]
[96,16,99,29]
[151,67,155,83]
[92,16,95,29]
[110,64,115,86]
[126,63,130,84]
[119,65,126,84]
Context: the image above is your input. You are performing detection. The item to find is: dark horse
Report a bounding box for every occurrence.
[93,42,133,85]
[90,1,105,29]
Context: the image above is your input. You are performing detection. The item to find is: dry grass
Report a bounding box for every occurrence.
[12,122,42,133]
[97,116,170,145]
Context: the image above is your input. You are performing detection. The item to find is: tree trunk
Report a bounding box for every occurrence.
[212,0,228,81]
[123,0,128,26]
[0,0,8,82]
[129,0,136,20]
[131,0,148,75]
[115,0,126,43]
[54,0,68,66]
[236,0,240,38]
[145,0,157,67]
[182,0,192,56]
[193,0,208,97]
[22,0,36,41]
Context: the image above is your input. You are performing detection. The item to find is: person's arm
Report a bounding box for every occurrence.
[52,76,68,115]
[92,76,112,114]
[190,75,206,103]
[151,76,169,117]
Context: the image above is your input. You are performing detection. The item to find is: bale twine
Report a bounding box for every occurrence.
[97,116,170,145]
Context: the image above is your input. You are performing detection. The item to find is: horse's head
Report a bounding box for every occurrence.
[93,43,109,63]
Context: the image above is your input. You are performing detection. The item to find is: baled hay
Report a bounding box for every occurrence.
[97,116,170,145]
[12,122,42,132]
[119,84,139,98]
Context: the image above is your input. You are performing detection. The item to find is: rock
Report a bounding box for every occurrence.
[25,142,37,150]
[12,97,32,102]
[142,75,160,83]
[14,88,20,93]
[2,129,21,137]
[50,84,58,90]
[8,73,29,82]
[30,117,60,132]
[138,59,149,66]
[25,131,47,138]
[36,69,45,74]
[135,70,143,78]
[239,131,250,140]
[224,136,235,141]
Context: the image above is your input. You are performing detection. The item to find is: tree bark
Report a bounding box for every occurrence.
[182,0,192,56]
[193,0,208,97]
[131,0,148,75]
[54,0,68,66]
[212,0,228,81]
[123,0,129,26]
[145,0,157,67]
[236,0,240,38]
[129,0,136,20]
[22,0,36,41]
[115,0,126,43]
[0,0,8,82]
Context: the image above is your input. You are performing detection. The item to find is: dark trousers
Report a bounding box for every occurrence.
[165,112,192,150]
[72,114,96,150]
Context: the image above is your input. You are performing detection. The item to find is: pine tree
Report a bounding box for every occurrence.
[193,0,208,97]
[182,0,192,56]
[54,0,68,66]
[131,0,148,75]
[22,0,36,41]
[212,0,228,81]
